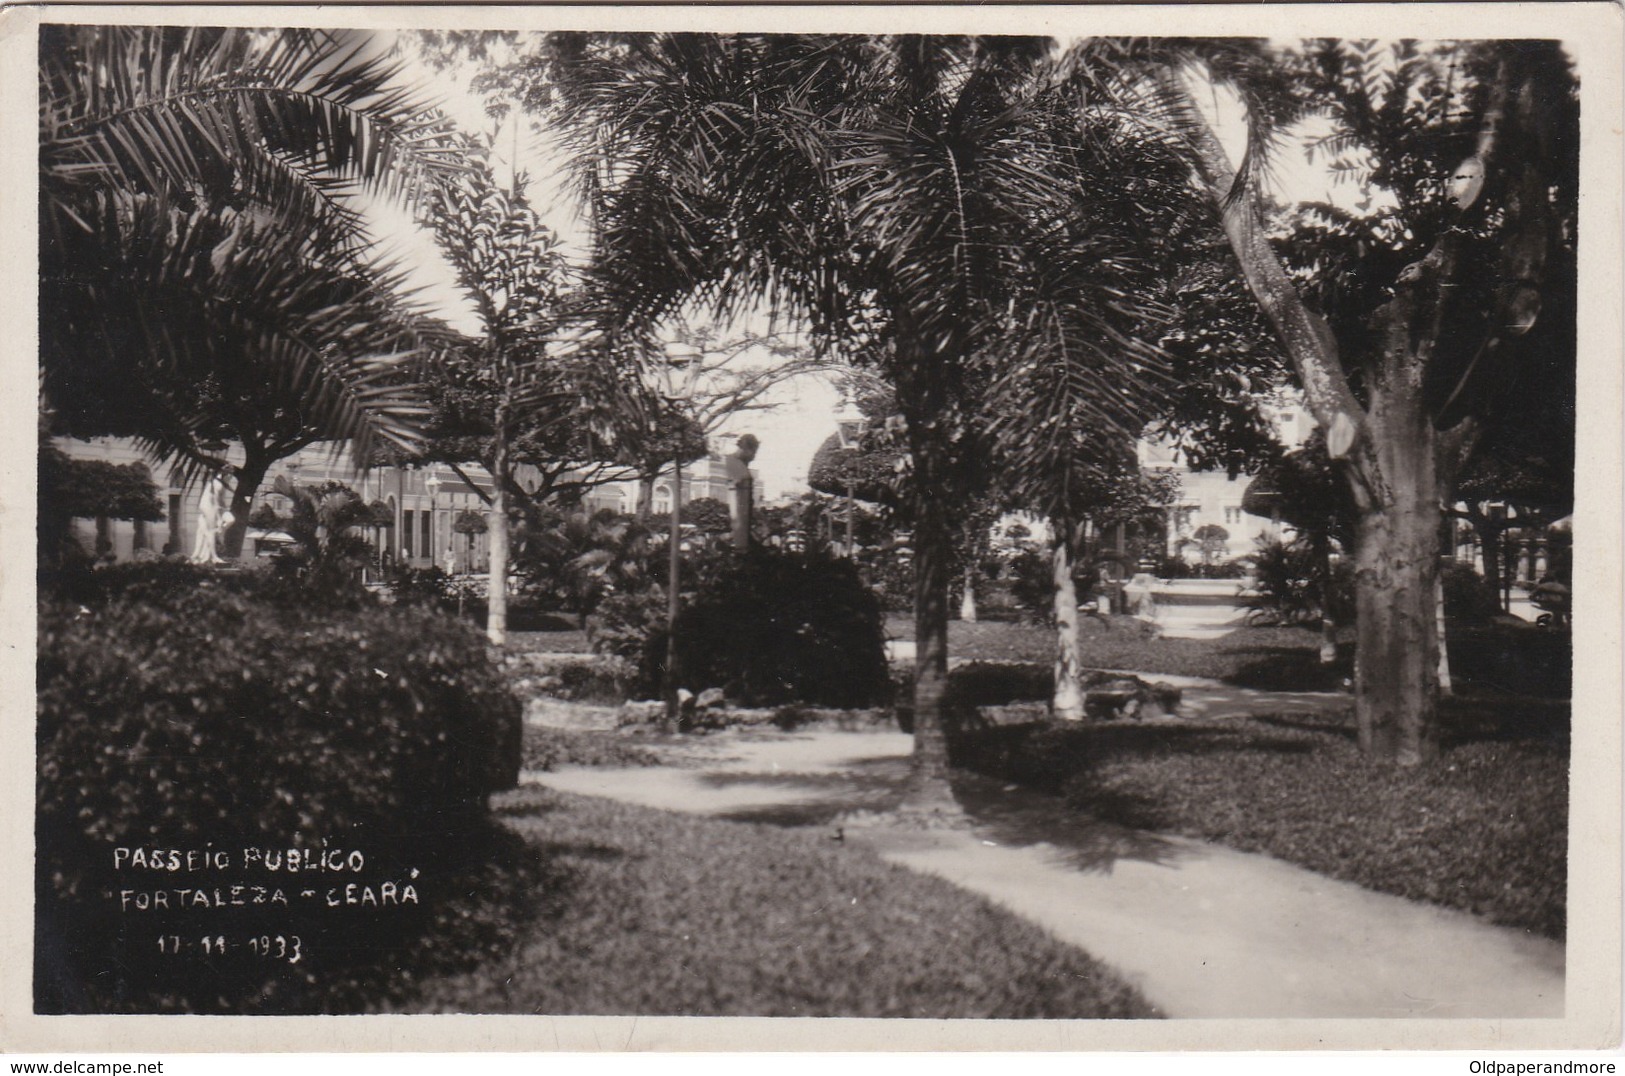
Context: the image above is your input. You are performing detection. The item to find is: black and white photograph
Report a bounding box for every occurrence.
[6,1,1621,1056]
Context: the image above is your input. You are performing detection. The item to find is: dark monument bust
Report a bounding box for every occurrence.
[726,434,759,550]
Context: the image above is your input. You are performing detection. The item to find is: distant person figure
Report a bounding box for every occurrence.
[190,469,233,565]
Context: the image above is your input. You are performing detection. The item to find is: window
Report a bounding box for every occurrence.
[401,509,414,557]
[166,493,182,553]
[1225,506,1243,525]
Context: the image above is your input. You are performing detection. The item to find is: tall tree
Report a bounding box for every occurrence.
[534,34,1191,806]
[39,26,463,549]
[1144,40,1578,763]
[426,157,584,644]
[37,440,165,571]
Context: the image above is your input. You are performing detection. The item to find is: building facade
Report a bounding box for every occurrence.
[53,436,760,570]
[1138,399,1317,564]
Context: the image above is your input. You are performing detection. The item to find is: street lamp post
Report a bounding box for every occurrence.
[425,471,442,571]
[835,406,867,558]
[663,344,703,731]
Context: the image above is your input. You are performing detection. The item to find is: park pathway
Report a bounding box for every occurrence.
[529,727,1564,1020]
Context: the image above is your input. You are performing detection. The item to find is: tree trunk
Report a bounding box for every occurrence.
[959,563,978,623]
[635,475,654,521]
[732,472,753,551]
[1466,505,1505,606]
[908,487,955,806]
[221,449,273,560]
[1170,71,1473,763]
[1316,537,1337,665]
[665,454,683,731]
[1051,530,1085,720]
[487,410,510,647]
[1350,374,1442,765]
[898,346,956,810]
[1435,576,1453,696]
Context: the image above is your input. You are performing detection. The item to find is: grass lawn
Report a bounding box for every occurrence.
[383,787,1158,1018]
[888,615,1570,697]
[952,706,1568,939]
[522,723,668,771]
[887,615,1344,689]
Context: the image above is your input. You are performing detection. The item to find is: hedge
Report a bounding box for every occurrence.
[36,576,522,1012]
[592,548,891,710]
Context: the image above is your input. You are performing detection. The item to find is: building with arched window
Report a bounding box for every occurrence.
[1139,399,1315,564]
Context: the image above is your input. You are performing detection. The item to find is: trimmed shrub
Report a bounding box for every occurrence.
[1448,620,1572,698]
[1442,561,1501,622]
[36,582,522,1012]
[591,548,890,709]
[1244,538,1352,626]
[505,652,636,704]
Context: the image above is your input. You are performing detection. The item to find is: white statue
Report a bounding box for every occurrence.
[190,470,233,565]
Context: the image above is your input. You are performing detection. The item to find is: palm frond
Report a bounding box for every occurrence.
[42,193,436,467]
[41,25,463,252]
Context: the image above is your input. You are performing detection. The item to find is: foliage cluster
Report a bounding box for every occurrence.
[39,443,167,570]
[1441,561,1503,623]
[591,548,890,709]
[1157,558,1249,580]
[1243,537,1354,626]
[512,506,646,621]
[253,477,380,599]
[36,568,522,1012]
[950,711,1567,938]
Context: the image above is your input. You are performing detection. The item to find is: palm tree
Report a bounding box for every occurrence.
[539,34,1191,802]
[39,25,463,550]
[260,476,378,595]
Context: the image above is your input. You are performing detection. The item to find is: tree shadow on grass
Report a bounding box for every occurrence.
[1438,693,1571,748]
[1223,647,1351,692]
[946,770,1192,873]
[949,721,1321,798]
[701,757,914,826]
[945,720,1337,859]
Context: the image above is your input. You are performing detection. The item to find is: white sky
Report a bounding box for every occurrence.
[367,38,1380,501]
[369,38,842,501]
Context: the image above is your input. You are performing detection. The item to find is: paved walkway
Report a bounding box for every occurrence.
[530,728,1563,1019]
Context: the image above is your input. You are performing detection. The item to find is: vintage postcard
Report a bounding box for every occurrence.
[4,1,1620,1056]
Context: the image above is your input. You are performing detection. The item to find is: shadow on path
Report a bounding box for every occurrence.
[946,770,1191,873]
[527,726,1564,1019]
